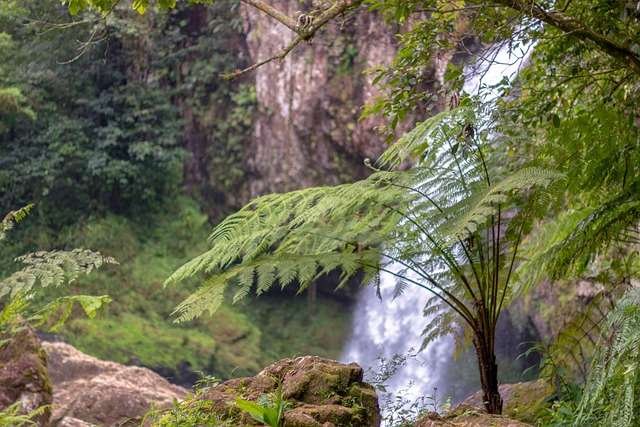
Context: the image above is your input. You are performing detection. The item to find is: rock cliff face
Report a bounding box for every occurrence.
[161,2,470,212]
[240,1,395,196]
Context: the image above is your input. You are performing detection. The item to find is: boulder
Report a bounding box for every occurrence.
[0,326,52,425]
[415,407,531,426]
[413,380,553,426]
[458,380,553,422]
[198,355,380,426]
[43,341,187,426]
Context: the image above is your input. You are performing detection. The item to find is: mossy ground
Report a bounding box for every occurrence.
[0,198,352,383]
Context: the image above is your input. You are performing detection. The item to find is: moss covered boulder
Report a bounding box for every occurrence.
[0,326,52,425]
[193,356,380,426]
[459,379,553,422]
[415,406,531,426]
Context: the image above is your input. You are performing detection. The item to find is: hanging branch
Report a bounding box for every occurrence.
[224,0,363,79]
[240,0,298,31]
[492,0,640,75]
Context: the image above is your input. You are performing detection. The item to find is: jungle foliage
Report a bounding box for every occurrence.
[163,0,640,421]
[3,0,640,425]
[0,0,254,222]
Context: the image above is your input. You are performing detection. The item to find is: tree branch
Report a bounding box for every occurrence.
[493,0,640,75]
[226,0,362,79]
[222,37,302,79]
[240,0,298,32]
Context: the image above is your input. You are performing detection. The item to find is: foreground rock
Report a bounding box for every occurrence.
[197,355,380,426]
[0,326,52,425]
[414,379,553,426]
[415,407,531,426]
[43,341,187,426]
[459,380,553,422]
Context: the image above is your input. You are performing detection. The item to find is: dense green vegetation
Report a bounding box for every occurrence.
[2,0,640,425]
[0,0,349,386]
[0,198,352,382]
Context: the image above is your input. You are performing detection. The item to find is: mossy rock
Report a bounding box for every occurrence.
[0,325,52,425]
[458,379,553,423]
[415,407,532,426]
[178,356,381,426]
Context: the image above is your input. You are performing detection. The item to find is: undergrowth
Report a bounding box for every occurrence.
[0,197,352,382]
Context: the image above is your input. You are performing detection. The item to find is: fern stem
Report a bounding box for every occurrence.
[382,203,479,302]
[361,261,477,329]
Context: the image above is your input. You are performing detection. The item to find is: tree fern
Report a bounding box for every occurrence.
[168,102,561,414]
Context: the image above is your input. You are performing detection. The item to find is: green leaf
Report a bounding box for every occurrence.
[30,295,111,332]
[234,399,267,424]
[132,0,149,14]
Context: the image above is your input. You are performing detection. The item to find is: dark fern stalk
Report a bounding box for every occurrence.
[166,103,561,414]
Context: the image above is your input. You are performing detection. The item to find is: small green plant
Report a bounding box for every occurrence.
[193,372,221,392]
[235,384,289,427]
[0,206,114,334]
[0,402,49,426]
[144,398,237,427]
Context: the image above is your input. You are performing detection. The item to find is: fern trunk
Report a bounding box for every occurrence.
[474,333,503,414]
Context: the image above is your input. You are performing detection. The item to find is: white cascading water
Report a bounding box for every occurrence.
[340,41,533,417]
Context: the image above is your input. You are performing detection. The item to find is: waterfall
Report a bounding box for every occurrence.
[340,40,533,420]
[341,270,453,404]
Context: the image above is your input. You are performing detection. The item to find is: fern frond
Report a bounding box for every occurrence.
[0,294,30,329]
[171,250,381,323]
[164,172,410,292]
[377,104,475,169]
[0,249,117,299]
[575,288,640,426]
[30,295,111,332]
[439,168,562,242]
[0,204,34,241]
[517,185,640,291]
[537,290,612,385]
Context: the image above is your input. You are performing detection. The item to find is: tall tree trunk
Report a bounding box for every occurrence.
[473,334,503,414]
